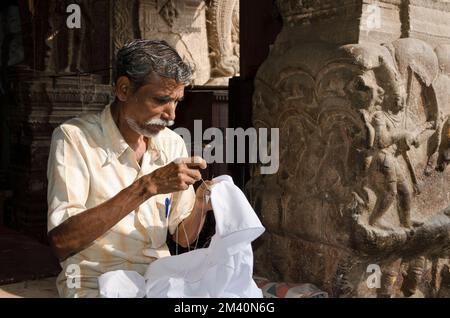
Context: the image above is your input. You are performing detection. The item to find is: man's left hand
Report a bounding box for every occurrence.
[195,180,214,212]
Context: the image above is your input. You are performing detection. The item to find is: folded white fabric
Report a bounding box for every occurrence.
[98,270,146,298]
[144,175,265,298]
[98,175,265,298]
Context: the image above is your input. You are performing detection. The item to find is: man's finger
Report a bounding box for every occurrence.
[175,156,207,169]
[183,168,202,182]
[180,174,196,186]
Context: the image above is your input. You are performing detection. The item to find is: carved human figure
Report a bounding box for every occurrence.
[346,70,427,229]
[365,107,420,229]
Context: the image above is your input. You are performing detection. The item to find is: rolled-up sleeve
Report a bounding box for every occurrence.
[47,126,90,232]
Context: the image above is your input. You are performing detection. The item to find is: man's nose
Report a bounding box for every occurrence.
[161,101,176,121]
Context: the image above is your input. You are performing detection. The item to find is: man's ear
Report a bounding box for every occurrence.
[115,76,132,102]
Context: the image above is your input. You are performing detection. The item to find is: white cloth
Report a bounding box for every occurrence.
[98,270,146,298]
[98,175,265,298]
[144,175,265,298]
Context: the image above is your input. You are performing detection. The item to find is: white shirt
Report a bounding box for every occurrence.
[47,104,195,297]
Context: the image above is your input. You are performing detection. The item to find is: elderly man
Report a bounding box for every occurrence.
[47,40,212,297]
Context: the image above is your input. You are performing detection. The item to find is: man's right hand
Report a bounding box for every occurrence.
[143,156,207,196]
[48,156,206,262]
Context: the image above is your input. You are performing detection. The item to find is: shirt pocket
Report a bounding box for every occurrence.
[149,194,171,247]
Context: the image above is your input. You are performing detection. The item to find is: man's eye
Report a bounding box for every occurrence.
[155,98,170,105]
[153,97,183,105]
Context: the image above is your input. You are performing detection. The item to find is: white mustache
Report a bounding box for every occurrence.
[144,118,174,127]
[125,116,174,138]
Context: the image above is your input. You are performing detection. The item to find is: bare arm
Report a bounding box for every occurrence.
[48,178,151,262]
[48,157,206,262]
[173,181,213,248]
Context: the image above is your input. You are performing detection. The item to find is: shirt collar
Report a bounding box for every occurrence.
[147,130,169,165]
[101,104,169,165]
[101,104,130,161]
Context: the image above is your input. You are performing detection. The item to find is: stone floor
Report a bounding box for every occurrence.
[0,276,59,298]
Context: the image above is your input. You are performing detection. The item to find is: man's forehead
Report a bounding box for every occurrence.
[144,72,185,95]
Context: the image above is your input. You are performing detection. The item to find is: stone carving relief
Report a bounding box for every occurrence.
[139,0,211,85]
[158,0,179,27]
[206,0,240,85]
[113,0,139,57]
[138,0,239,85]
[18,0,110,78]
[249,37,450,297]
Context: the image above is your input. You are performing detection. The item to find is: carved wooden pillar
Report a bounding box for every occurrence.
[247,0,450,297]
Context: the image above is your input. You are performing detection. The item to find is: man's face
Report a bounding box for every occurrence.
[118,72,185,137]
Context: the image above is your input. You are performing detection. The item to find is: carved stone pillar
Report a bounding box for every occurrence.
[5,1,112,241]
[249,0,450,297]
[206,0,240,85]
[6,67,111,241]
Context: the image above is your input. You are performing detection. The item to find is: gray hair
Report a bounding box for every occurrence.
[114,39,193,88]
